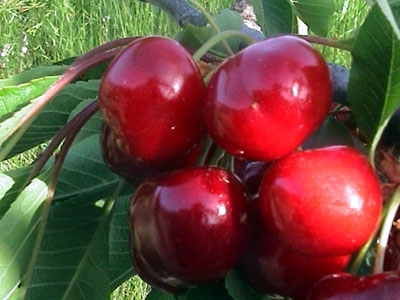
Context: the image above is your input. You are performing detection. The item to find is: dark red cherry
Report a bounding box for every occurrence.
[99,36,206,165]
[129,166,252,292]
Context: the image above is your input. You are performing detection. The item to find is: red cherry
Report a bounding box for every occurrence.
[100,123,203,184]
[307,271,400,300]
[259,146,382,256]
[240,217,350,300]
[98,36,206,165]
[203,35,332,161]
[129,166,252,292]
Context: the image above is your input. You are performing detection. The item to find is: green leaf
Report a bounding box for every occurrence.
[25,199,111,300]
[302,116,354,149]
[22,135,128,299]
[292,0,335,36]
[253,0,296,37]
[185,281,232,300]
[348,5,400,159]
[7,80,100,158]
[225,269,259,300]
[0,76,60,122]
[145,289,176,300]
[176,9,244,56]
[109,194,136,290]
[0,65,66,89]
[0,165,34,217]
[376,0,400,39]
[0,175,49,299]
[52,134,120,203]
[66,98,103,145]
[0,75,61,160]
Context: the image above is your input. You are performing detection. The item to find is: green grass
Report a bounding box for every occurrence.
[0,0,369,299]
[0,0,232,78]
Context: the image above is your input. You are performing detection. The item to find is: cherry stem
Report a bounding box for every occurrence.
[373,186,400,274]
[7,37,138,160]
[25,100,99,186]
[294,34,352,51]
[187,0,234,56]
[347,230,377,275]
[192,30,255,62]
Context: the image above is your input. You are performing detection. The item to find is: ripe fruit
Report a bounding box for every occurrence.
[240,217,350,300]
[129,166,252,292]
[98,36,206,165]
[203,35,332,161]
[100,123,203,184]
[307,271,400,300]
[259,145,382,256]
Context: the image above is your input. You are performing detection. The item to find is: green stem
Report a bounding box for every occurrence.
[192,30,254,62]
[187,0,234,56]
[373,186,400,274]
[294,34,352,51]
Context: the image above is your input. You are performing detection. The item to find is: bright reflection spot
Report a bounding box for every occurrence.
[217,204,227,216]
[95,199,106,208]
[291,82,299,97]
[345,185,363,211]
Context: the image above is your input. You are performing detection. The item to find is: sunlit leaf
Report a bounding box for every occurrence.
[7,80,100,157]
[253,0,296,37]
[348,5,400,160]
[292,0,335,36]
[0,176,49,299]
[376,0,400,39]
[0,65,66,89]
[0,76,60,122]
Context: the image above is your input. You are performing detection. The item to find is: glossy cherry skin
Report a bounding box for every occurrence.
[100,123,203,185]
[203,35,332,161]
[307,271,400,300]
[99,36,206,165]
[259,145,382,256]
[129,166,252,292]
[240,217,350,300]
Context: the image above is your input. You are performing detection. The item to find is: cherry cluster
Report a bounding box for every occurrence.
[98,36,397,299]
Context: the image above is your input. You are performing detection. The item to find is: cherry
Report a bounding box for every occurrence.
[259,145,382,256]
[240,216,350,300]
[203,35,332,161]
[98,36,206,165]
[307,271,400,300]
[100,123,203,184]
[129,166,252,292]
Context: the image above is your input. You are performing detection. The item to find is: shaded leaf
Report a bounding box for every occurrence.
[253,0,296,37]
[145,289,176,300]
[7,80,100,158]
[302,116,354,149]
[109,193,136,290]
[66,98,103,145]
[177,9,244,57]
[225,269,258,300]
[23,135,125,299]
[348,5,400,158]
[292,0,335,36]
